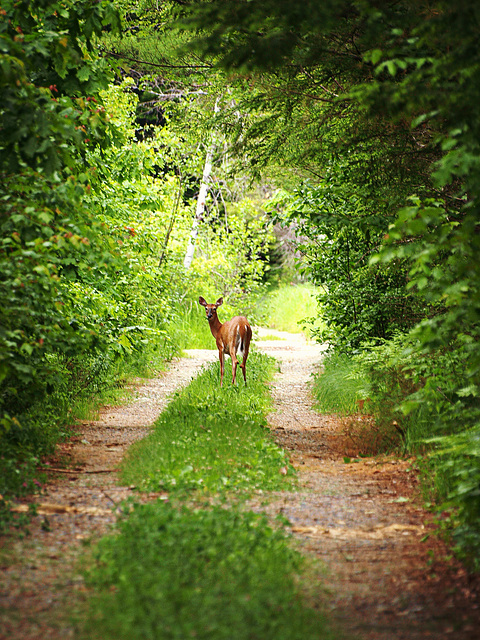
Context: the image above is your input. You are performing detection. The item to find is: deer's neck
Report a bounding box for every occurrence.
[208,315,223,339]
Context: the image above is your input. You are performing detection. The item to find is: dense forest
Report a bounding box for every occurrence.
[1,0,480,569]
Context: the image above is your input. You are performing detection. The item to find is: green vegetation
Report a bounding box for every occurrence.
[81,353,331,640]
[82,502,332,640]
[3,0,480,572]
[121,352,294,495]
[260,283,324,335]
[169,0,480,569]
[312,353,368,416]
[0,1,277,518]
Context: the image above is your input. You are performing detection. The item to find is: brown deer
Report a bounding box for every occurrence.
[199,296,252,387]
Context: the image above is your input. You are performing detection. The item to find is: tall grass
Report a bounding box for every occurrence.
[260,283,325,335]
[120,352,294,496]
[312,352,369,415]
[169,298,214,349]
[170,297,261,350]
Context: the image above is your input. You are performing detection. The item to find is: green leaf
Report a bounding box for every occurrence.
[457,385,479,398]
[77,66,91,82]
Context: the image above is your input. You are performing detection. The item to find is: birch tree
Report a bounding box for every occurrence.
[183,98,220,270]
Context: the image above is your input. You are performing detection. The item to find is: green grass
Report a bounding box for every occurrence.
[311,352,369,415]
[169,299,214,349]
[81,502,334,640]
[120,352,295,496]
[260,283,325,335]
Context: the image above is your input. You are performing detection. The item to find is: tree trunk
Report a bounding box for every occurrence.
[183,98,220,270]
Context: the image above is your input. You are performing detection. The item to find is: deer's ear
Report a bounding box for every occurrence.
[215,297,223,307]
[199,296,207,307]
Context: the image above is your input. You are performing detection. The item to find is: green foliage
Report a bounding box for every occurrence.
[121,352,294,495]
[0,1,187,518]
[312,352,368,416]
[0,0,121,174]
[185,198,276,312]
[0,0,127,494]
[0,77,180,443]
[82,501,332,640]
[431,428,480,572]
[259,283,324,335]
[267,179,428,349]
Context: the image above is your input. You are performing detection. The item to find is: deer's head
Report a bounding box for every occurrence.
[199,296,223,321]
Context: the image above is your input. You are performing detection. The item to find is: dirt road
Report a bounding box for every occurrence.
[1,330,479,639]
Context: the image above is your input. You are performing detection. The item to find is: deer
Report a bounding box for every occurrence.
[199,296,252,387]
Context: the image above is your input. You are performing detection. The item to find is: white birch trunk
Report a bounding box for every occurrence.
[183,98,219,270]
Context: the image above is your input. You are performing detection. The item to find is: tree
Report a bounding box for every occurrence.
[0,0,121,452]
[184,98,220,270]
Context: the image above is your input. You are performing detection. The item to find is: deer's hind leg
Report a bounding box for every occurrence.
[240,353,247,384]
[239,330,251,385]
[231,350,239,386]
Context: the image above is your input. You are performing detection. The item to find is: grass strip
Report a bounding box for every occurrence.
[80,351,336,640]
[81,501,333,640]
[120,352,295,496]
